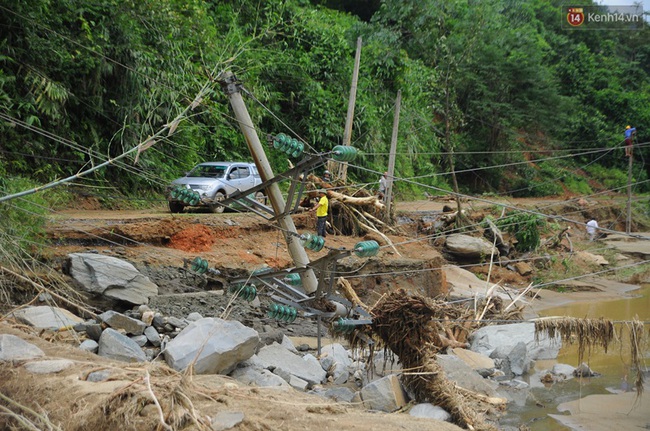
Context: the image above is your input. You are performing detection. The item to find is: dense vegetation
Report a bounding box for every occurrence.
[1,0,649,205]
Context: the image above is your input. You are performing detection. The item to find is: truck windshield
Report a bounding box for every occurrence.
[188,165,226,178]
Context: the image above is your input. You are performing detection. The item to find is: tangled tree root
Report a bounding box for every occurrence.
[338,289,513,431]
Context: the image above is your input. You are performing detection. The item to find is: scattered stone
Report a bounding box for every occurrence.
[445,234,499,259]
[144,326,162,347]
[469,322,561,360]
[186,312,203,322]
[288,375,309,391]
[141,310,155,326]
[322,386,356,403]
[409,403,452,422]
[552,363,576,379]
[131,335,148,347]
[540,372,555,384]
[319,343,351,384]
[80,339,99,353]
[23,359,75,374]
[280,335,298,353]
[0,334,45,361]
[574,362,599,377]
[163,318,259,374]
[211,411,244,431]
[436,354,499,398]
[85,323,103,341]
[10,306,83,330]
[86,370,112,382]
[230,366,291,388]
[99,310,147,335]
[360,374,409,412]
[167,316,188,330]
[98,328,147,363]
[450,348,495,370]
[254,343,327,386]
[513,262,533,276]
[67,253,158,305]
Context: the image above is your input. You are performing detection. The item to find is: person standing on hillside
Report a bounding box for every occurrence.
[378,172,388,200]
[624,125,637,157]
[311,189,329,237]
[586,218,599,241]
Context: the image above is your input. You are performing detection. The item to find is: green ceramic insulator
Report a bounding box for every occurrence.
[333,317,356,334]
[232,284,256,301]
[251,267,273,277]
[273,133,287,150]
[187,191,200,205]
[191,257,209,274]
[332,145,358,161]
[171,187,184,199]
[284,273,302,286]
[300,233,325,252]
[354,240,380,257]
[290,140,304,158]
[267,303,297,322]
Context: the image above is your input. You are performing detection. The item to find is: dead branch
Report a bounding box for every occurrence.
[362,211,400,234]
[337,277,368,311]
[328,189,385,210]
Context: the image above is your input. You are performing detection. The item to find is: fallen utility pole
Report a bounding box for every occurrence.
[218,71,320,294]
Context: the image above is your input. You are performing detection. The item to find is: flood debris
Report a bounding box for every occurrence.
[336,289,523,431]
[534,317,646,396]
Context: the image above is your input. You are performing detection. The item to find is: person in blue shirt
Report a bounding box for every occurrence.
[624,125,636,157]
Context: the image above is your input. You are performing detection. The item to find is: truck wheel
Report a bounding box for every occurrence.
[209,191,226,213]
[169,201,185,213]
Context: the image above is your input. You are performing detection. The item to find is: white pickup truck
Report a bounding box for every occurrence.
[168,162,265,213]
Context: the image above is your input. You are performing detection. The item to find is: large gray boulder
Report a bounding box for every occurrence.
[230,366,291,388]
[360,374,409,412]
[445,234,499,259]
[436,354,500,398]
[163,318,259,375]
[469,322,561,360]
[10,306,83,330]
[0,334,45,361]
[68,253,158,305]
[98,328,147,363]
[99,310,147,335]
[254,343,327,386]
[319,343,351,384]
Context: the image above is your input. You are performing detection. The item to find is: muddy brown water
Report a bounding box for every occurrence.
[502,284,650,430]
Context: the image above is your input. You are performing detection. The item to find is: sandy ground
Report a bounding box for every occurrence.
[550,389,650,431]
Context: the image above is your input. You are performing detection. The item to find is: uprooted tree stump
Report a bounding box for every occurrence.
[337,289,523,431]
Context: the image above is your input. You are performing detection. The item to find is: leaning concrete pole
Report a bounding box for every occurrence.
[219,72,319,294]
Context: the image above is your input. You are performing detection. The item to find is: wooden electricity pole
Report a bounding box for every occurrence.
[219,72,319,294]
[385,90,401,218]
[333,37,362,182]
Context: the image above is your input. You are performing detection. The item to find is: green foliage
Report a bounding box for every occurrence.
[0,176,51,257]
[496,212,546,252]
[0,0,648,203]
[584,164,648,192]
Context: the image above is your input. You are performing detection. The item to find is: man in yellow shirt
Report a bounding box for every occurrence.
[311,190,329,237]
